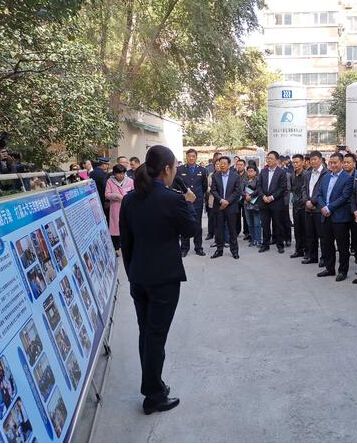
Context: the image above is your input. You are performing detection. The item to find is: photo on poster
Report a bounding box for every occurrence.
[89,197,101,224]
[79,325,91,358]
[80,286,92,311]
[55,217,75,259]
[69,303,83,331]
[54,324,71,362]
[43,222,59,247]
[65,352,81,390]
[43,294,61,331]
[20,320,43,366]
[15,236,36,270]
[89,306,99,330]
[33,353,55,402]
[83,251,94,274]
[3,398,33,443]
[0,356,17,420]
[73,263,84,288]
[30,229,56,284]
[53,244,68,271]
[59,275,74,306]
[96,289,105,312]
[47,387,67,438]
[26,264,47,300]
[88,244,97,265]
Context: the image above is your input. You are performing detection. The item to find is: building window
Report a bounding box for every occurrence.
[347,46,357,60]
[284,13,292,25]
[275,44,282,56]
[307,102,332,115]
[284,73,338,86]
[308,131,337,145]
[275,14,282,25]
[347,16,357,32]
[284,44,292,56]
[313,11,337,25]
[320,43,327,55]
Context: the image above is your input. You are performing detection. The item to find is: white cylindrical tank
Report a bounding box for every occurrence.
[268,82,307,156]
[346,82,357,153]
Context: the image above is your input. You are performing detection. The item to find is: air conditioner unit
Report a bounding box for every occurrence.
[346,60,353,68]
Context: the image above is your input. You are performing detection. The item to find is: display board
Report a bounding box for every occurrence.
[0,187,116,442]
[58,181,117,326]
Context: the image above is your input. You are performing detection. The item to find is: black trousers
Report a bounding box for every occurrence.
[181,202,203,252]
[321,219,350,274]
[130,282,180,401]
[305,212,323,261]
[111,235,121,251]
[293,208,306,254]
[281,205,292,242]
[236,201,249,236]
[350,220,357,254]
[215,210,239,255]
[260,205,284,249]
[207,207,215,238]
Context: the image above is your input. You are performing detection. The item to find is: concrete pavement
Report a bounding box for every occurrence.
[89,234,357,442]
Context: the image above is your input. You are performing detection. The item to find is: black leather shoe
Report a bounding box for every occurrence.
[352,278,357,284]
[164,385,170,396]
[195,249,206,256]
[181,250,188,258]
[319,260,325,268]
[317,270,336,277]
[232,253,239,259]
[258,246,270,253]
[290,252,304,258]
[336,273,347,282]
[278,247,284,254]
[243,234,250,240]
[210,250,223,259]
[301,258,318,264]
[143,397,180,415]
[210,243,217,248]
[205,234,213,240]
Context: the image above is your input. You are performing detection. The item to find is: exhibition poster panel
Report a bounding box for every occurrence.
[0,190,103,442]
[58,181,117,325]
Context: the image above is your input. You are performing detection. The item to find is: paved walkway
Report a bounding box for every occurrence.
[91,234,357,442]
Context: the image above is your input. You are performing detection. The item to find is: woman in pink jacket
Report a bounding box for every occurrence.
[105,164,134,253]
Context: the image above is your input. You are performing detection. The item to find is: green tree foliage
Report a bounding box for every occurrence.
[0,0,119,167]
[330,71,357,140]
[82,0,264,118]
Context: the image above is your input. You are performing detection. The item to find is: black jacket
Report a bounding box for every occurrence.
[176,164,208,202]
[120,182,197,286]
[90,167,108,208]
[210,170,241,214]
[302,167,328,213]
[289,170,307,211]
[257,166,287,209]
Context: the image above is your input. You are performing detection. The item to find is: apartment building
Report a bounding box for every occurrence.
[258,0,357,150]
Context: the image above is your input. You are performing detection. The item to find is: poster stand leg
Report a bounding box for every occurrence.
[91,380,103,406]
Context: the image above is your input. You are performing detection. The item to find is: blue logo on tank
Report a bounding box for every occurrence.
[281,112,294,123]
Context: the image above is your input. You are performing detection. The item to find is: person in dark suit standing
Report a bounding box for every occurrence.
[120,145,197,415]
[317,152,354,282]
[290,154,307,258]
[210,156,241,259]
[176,148,208,257]
[301,150,328,265]
[257,150,287,254]
[90,157,110,212]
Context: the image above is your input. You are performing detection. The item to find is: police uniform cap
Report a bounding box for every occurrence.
[97,156,110,164]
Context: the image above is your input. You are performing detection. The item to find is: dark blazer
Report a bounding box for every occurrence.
[302,167,328,213]
[351,173,357,214]
[210,170,241,214]
[120,182,197,286]
[317,170,354,223]
[176,164,208,202]
[90,167,108,208]
[257,166,287,209]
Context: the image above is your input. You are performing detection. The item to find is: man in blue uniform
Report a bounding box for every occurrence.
[90,157,110,211]
[176,149,208,257]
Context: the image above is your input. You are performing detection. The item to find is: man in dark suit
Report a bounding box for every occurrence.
[210,156,241,259]
[301,150,328,266]
[89,157,110,210]
[317,152,354,282]
[257,150,287,254]
[176,148,208,257]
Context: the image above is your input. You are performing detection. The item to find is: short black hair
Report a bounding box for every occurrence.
[219,156,231,164]
[304,154,311,161]
[267,151,279,160]
[186,148,198,156]
[344,152,356,162]
[330,152,343,162]
[246,165,258,172]
[279,155,285,161]
[237,159,246,165]
[292,154,304,161]
[113,164,127,174]
[309,150,322,159]
[130,156,140,163]
[117,155,127,161]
